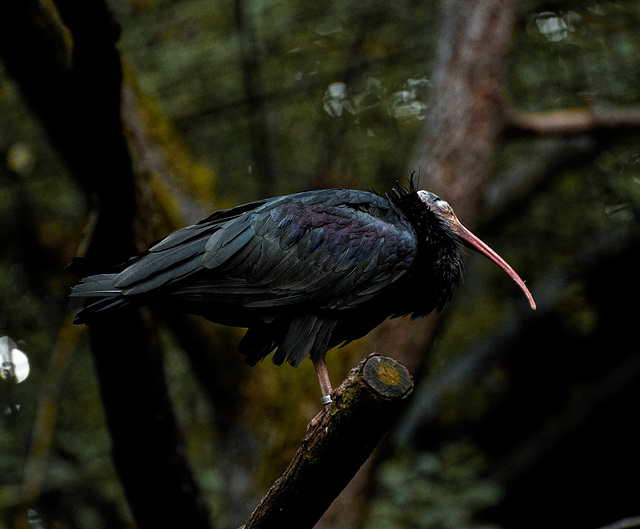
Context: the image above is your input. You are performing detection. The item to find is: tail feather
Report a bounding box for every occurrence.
[70,274,121,297]
[73,297,132,324]
[70,273,131,324]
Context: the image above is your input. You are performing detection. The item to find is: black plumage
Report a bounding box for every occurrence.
[71,182,535,403]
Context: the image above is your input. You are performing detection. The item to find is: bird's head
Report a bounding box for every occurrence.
[417,190,537,310]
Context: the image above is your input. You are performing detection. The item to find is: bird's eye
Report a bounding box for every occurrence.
[436,199,451,213]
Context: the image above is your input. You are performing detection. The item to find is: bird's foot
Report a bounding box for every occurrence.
[307,397,332,430]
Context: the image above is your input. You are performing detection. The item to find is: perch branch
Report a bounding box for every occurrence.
[244,353,413,529]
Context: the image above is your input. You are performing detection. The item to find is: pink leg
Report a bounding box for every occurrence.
[312,356,333,404]
[308,357,333,429]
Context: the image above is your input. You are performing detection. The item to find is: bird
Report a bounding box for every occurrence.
[70,180,536,408]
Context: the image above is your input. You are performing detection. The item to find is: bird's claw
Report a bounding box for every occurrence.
[307,400,332,430]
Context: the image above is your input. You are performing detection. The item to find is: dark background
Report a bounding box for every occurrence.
[1,0,639,528]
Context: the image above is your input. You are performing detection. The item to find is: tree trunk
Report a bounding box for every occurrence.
[316,0,517,526]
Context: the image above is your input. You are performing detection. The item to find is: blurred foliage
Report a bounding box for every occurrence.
[510,1,640,109]
[366,442,502,529]
[110,0,439,199]
[1,0,640,528]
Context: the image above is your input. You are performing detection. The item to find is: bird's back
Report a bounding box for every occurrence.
[71,189,421,366]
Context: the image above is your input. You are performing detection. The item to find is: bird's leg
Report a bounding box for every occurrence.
[308,356,333,429]
[313,355,333,405]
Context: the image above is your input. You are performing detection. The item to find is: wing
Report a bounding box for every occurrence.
[111,199,269,293]
[170,189,418,310]
[73,189,418,365]
[110,190,416,311]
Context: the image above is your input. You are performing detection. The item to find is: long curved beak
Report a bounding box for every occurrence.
[455,221,536,310]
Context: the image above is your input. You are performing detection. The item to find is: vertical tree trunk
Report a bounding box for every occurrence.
[0,3,212,528]
[412,0,515,213]
[373,0,516,372]
[316,1,517,526]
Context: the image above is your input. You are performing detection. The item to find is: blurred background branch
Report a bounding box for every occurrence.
[509,106,640,134]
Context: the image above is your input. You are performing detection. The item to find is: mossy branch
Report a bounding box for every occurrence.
[244,353,413,529]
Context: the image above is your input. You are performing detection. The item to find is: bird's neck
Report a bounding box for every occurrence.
[419,238,464,311]
[388,190,464,312]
